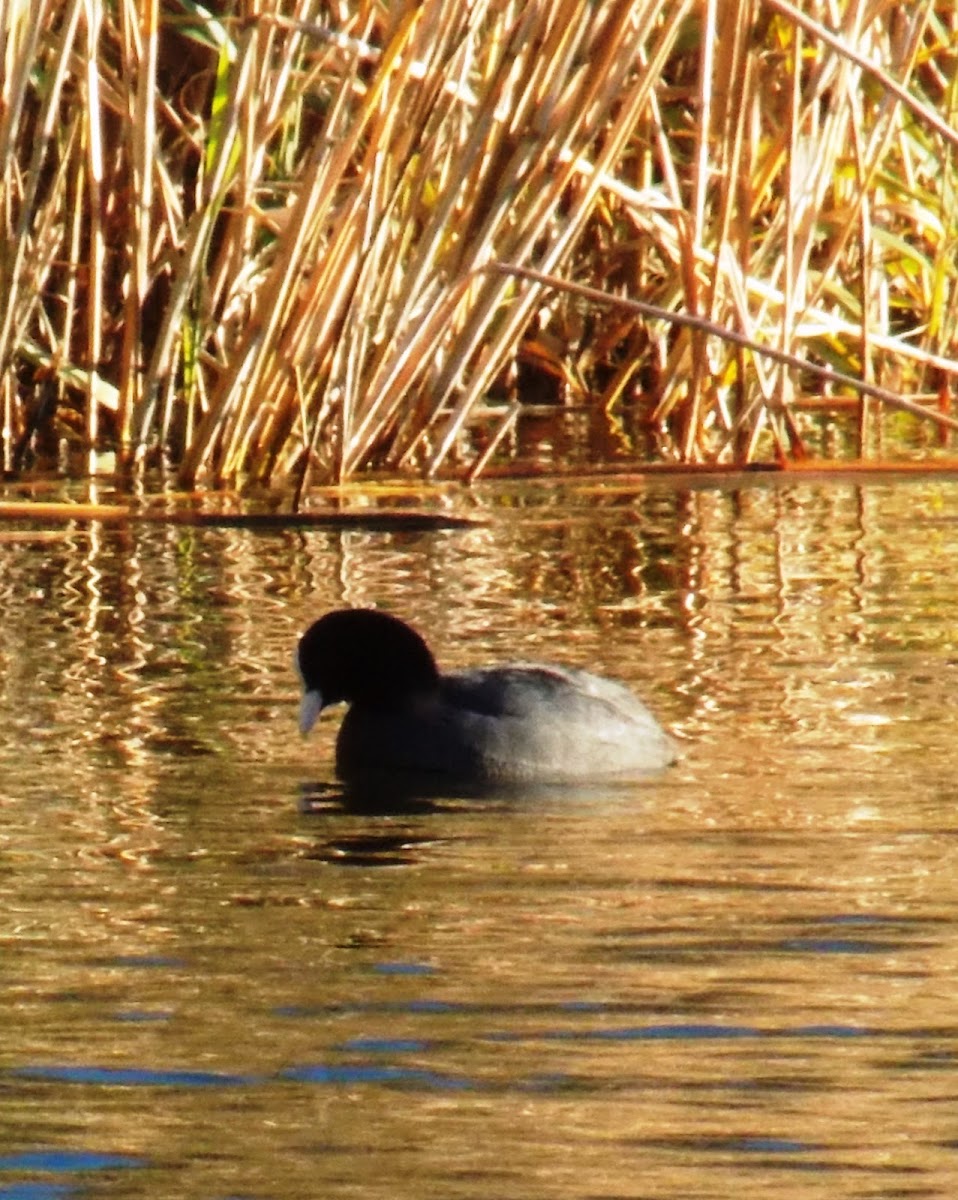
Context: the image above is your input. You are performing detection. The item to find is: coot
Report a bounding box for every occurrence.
[296,608,678,784]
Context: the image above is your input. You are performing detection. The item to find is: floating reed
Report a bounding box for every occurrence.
[1,0,956,490]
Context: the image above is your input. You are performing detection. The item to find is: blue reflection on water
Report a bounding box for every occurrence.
[11,1066,255,1088]
[481,1022,760,1043]
[338,1038,431,1053]
[371,961,436,976]
[780,937,903,954]
[280,1063,472,1090]
[111,1010,173,1024]
[577,1023,759,1041]
[0,1185,72,1199]
[0,1148,146,1199]
[0,1150,144,1172]
[734,1137,812,1153]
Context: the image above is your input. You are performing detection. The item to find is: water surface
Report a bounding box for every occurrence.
[2,476,958,1199]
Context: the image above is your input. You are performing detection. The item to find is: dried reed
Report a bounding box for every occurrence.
[1,0,956,489]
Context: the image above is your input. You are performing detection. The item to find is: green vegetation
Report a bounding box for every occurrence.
[2,0,957,488]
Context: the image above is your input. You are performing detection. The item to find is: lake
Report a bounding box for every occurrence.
[2,473,958,1199]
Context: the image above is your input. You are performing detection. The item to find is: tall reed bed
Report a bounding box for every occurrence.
[1,0,956,487]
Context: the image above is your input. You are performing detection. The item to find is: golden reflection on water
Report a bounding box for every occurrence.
[2,477,958,1197]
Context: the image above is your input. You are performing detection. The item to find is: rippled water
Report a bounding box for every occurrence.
[3,476,958,1199]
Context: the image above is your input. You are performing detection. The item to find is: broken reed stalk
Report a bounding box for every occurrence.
[484,262,958,439]
[0,0,957,488]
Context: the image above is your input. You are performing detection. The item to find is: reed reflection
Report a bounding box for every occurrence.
[1,478,956,795]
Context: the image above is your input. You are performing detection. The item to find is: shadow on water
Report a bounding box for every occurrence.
[297,763,679,817]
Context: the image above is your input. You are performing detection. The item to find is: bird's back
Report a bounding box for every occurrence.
[336,663,677,784]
